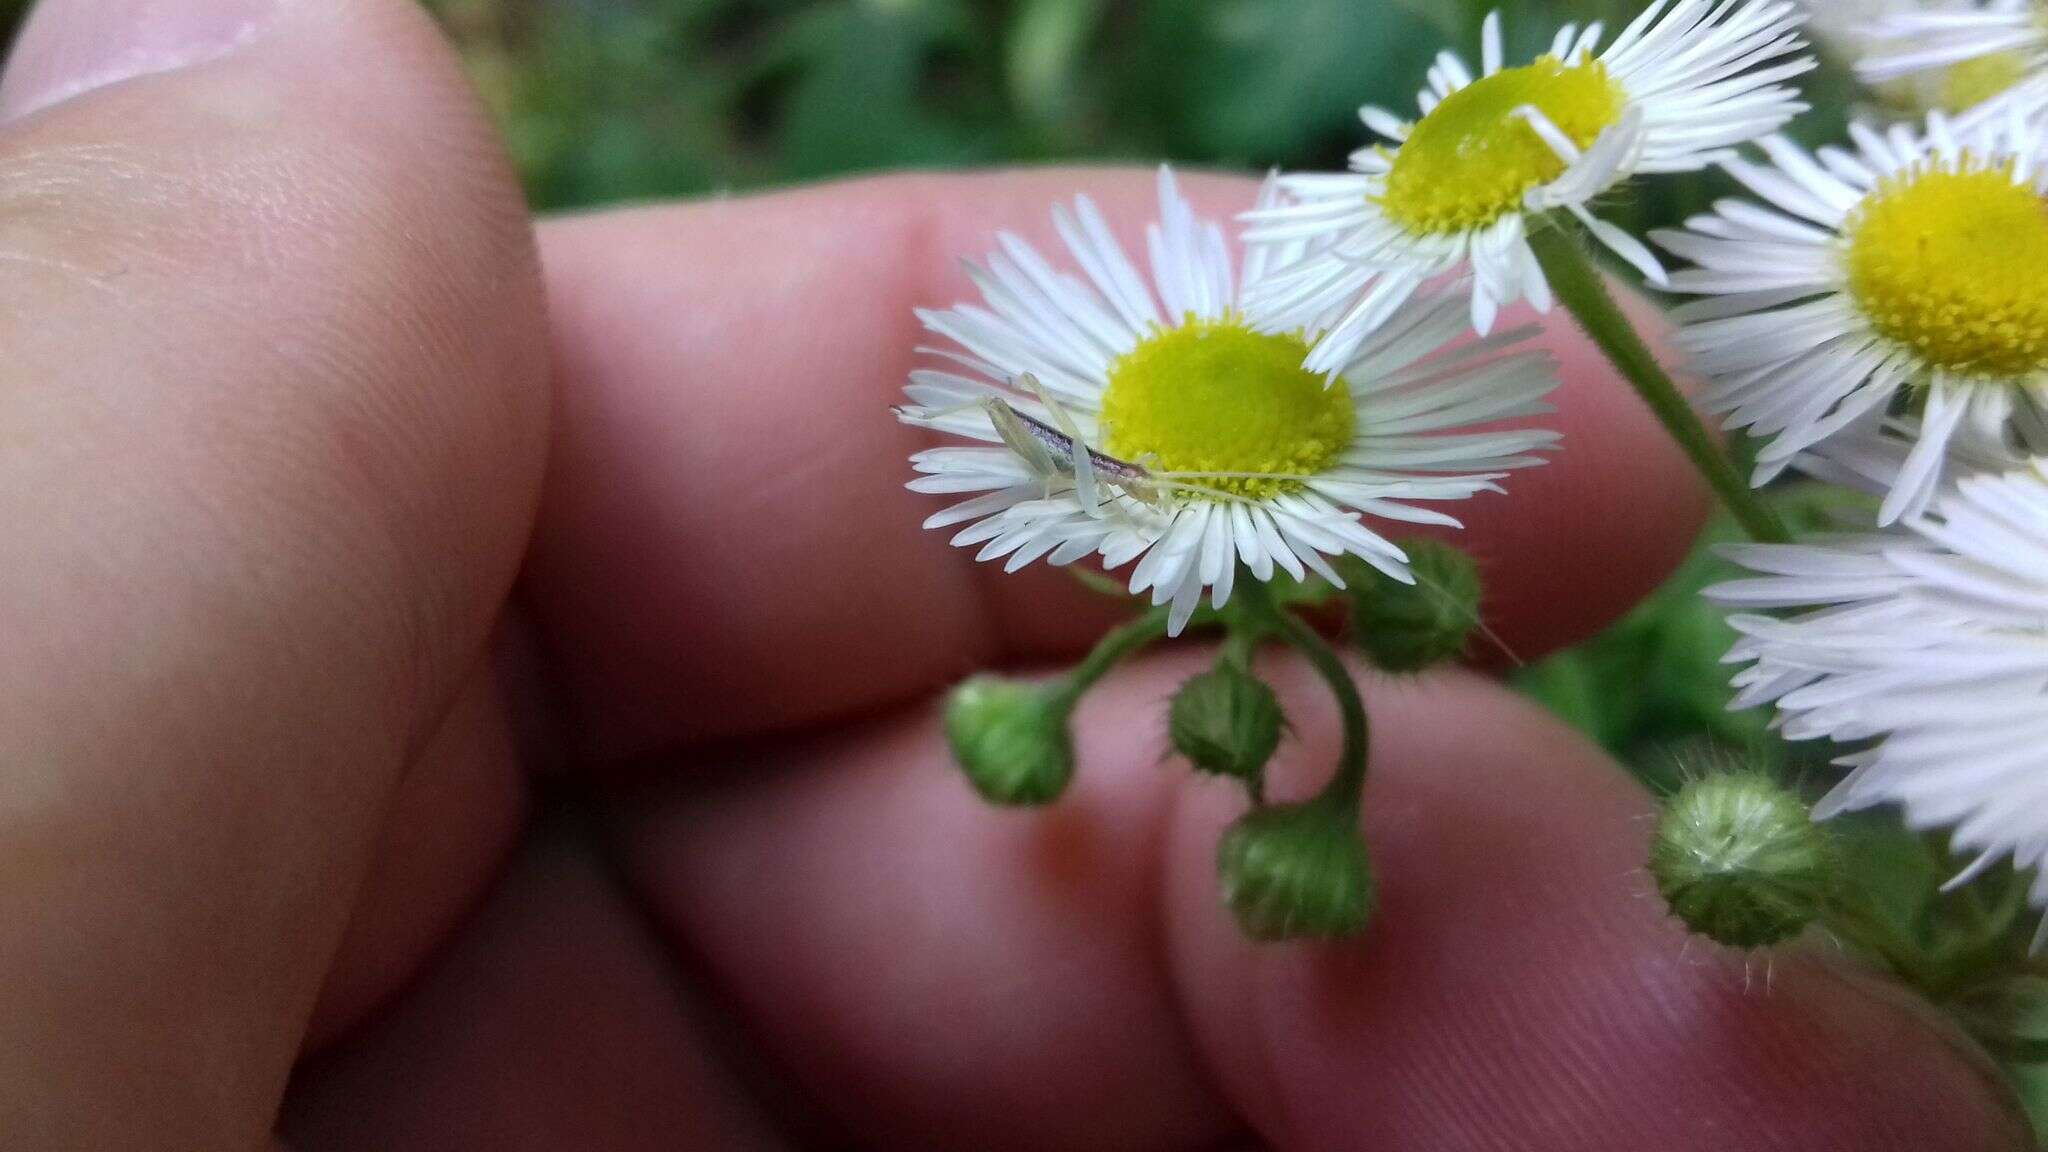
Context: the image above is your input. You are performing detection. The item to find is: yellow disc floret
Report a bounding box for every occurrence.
[1099,320,1353,499]
[1939,51,2028,114]
[1845,161,2048,377]
[1379,56,1626,236]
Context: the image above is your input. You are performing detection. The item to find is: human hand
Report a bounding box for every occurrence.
[0,1,2029,1149]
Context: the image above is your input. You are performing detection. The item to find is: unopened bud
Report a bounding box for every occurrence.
[1170,665,1284,792]
[1650,772,1831,950]
[1345,540,1481,673]
[1217,798,1375,941]
[943,676,1074,806]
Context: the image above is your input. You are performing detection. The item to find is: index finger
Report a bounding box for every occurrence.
[526,169,1708,761]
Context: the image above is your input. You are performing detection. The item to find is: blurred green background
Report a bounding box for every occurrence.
[0,0,1858,780]
[413,0,1857,225]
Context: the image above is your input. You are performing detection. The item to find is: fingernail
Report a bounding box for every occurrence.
[0,0,283,121]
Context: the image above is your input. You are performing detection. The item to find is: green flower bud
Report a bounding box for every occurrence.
[1649,772,1832,950]
[943,676,1074,806]
[1217,798,1375,941]
[1344,540,1481,673]
[1169,665,1284,792]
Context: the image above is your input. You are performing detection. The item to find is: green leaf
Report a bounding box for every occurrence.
[1514,653,1615,747]
[1116,0,1441,164]
[1006,0,1103,128]
[1389,0,1490,39]
[1958,974,2048,1144]
[2005,1061,2048,1145]
[769,0,995,179]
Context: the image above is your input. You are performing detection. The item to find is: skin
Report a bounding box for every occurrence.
[0,0,2030,1149]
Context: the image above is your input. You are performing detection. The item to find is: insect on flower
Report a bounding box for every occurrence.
[901,373,1356,522]
[905,373,1170,519]
[894,168,1559,634]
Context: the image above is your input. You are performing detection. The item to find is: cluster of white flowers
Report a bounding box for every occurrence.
[1243,2,1811,365]
[897,0,1811,633]
[895,171,1564,634]
[1709,465,2048,941]
[1683,2,2048,921]
[1857,0,2048,126]
[897,0,2048,917]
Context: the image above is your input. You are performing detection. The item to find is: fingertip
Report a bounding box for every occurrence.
[1163,672,2028,1152]
[0,0,280,121]
[606,649,2028,1150]
[302,661,530,1051]
[602,647,1243,1152]
[284,821,790,1152]
[0,2,549,1143]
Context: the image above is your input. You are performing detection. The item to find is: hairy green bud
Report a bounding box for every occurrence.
[943,676,1074,806]
[1650,772,1832,950]
[1345,540,1481,673]
[1170,665,1284,792]
[1218,798,1375,941]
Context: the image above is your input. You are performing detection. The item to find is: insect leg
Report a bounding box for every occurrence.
[978,395,1065,492]
[1019,373,1104,518]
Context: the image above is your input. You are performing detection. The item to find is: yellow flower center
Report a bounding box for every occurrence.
[1844,162,2048,377]
[1939,51,2028,113]
[1379,56,1626,236]
[1099,320,1354,499]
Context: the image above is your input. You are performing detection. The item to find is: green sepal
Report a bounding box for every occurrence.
[1650,771,1833,950]
[1218,797,1375,941]
[1341,539,1481,673]
[943,676,1075,806]
[1170,664,1285,796]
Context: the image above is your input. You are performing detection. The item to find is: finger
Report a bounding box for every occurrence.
[1161,670,2026,1152]
[302,654,529,1051]
[529,171,1709,759]
[302,606,574,1044]
[280,819,791,1152]
[0,1,548,1146]
[609,652,2027,1151]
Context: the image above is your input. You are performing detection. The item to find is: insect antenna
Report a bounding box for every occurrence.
[1150,469,1327,483]
[1405,561,1523,668]
[1136,478,1364,527]
[1015,373,1103,517]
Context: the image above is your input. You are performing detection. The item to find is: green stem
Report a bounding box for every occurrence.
[1218,624,1259,673]
[1819,899,1950,995]
[1241,580,1371,809]
[1049,605,1171,710]
[1213,623,1269,803]
[1525,221,1792,544]
[1067,566,1134,600]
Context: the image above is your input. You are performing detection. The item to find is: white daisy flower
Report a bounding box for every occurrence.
[894,168,1562,635]
[1799,0,1913,54]
[1708,461,2048,934]
[1655,112,2048,524]
[1238,1,1812,373]
[1858,0,2048,125]
[1795,400,2048,521]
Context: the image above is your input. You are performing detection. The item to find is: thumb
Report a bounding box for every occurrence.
[0,1,547,1148]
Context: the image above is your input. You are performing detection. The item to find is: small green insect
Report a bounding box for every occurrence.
[900,372,1339,520]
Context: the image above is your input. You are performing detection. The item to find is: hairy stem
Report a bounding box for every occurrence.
[1241,580,1371,809]
[1819,899,1952,995]
[1218,623,1260,673]
[1049,604,1171,710]
[1525,221,1791,544]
